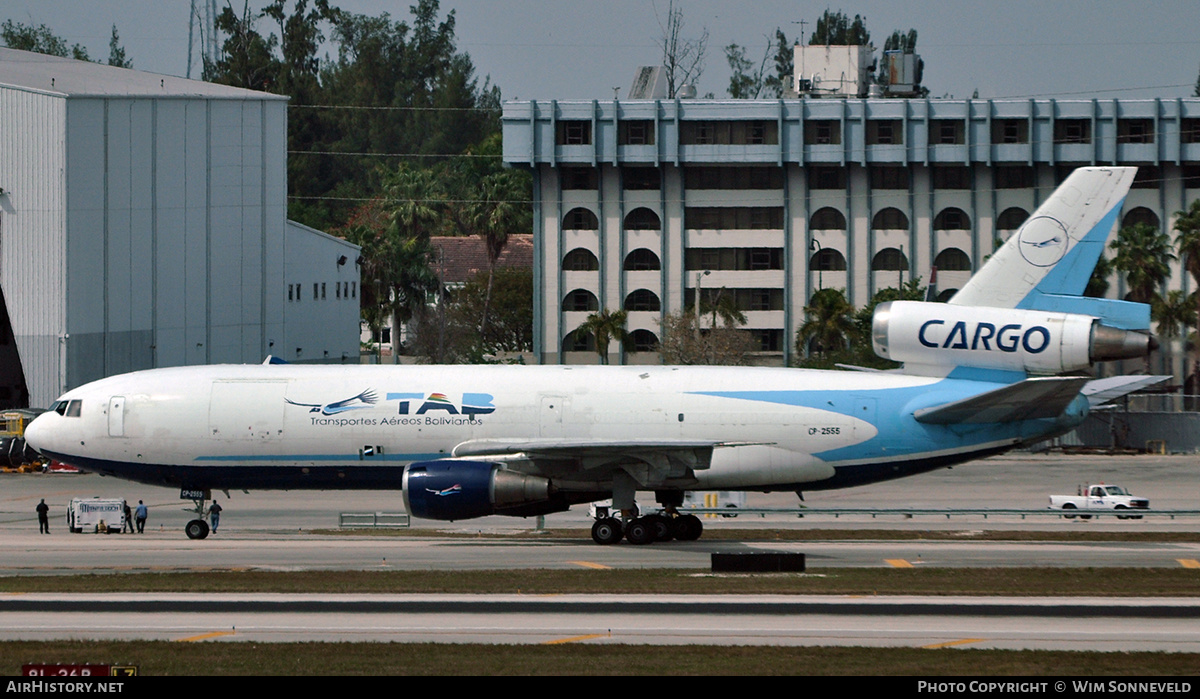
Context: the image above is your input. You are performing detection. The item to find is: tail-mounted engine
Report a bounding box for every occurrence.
[872,301,1153,374]
[402,460,553,521]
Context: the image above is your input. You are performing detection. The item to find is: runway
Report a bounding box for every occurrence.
[1,453,1198,651]
[2,593,1199,651]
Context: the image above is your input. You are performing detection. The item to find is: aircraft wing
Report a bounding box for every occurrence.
[913,376,1090,425]
[1082,375,1171,407]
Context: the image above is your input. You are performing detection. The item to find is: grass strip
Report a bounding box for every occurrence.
[0,567,1197,596]
[1,641,1197,676]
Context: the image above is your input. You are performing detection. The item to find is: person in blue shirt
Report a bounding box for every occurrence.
[134,500,148,533]
[209,500,222,534]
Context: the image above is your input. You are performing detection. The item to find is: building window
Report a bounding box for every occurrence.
[563,207,599,230]
[624,248,661,271]
[627,329,659,353]
[336,283,341,299]
[288,284,294,301]
[1118,119,1153,144]
[619,120,655,145]
[685,207,784,230]
[934,247,971,271]
[563,289,600,312]
[810,248,847,271]
[933,208,970,231]
[872,208,909,230]
[685,248,782,271]
[870,166,908,189]
[1182,119,1200,144]
[867,120,902,145]
[624,207,661,230]
[351,282,356,299]
[623,167,660,190]
[321,283,326,299]
[749,329,783,352]
[808,166,846,189]
[557,120,592,145]
[809,207,846,230]
[992,119,1028,144]
[872,247,909,271]
[929,119,964,145]
[564,248,599,271]
[684,166,782,190]
[805,120,841,145]
[994,165,1034,189]
[624,289,661,312]
[681,120,778,145]
[1122,207,1159,229]
[561,167,598,190]
[996,207,1030,231]
[1131,166,1161,189]
[1054,119,1091,144]
[1183,165,1200,189]
[932,165,971,189]
[565,330,594,352]
[313,283,318,300]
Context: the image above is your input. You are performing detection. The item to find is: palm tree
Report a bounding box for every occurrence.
[797,288,855,358]
[574,308,628,365]
[1174,200,1200,396]
[1110,222,1175,305]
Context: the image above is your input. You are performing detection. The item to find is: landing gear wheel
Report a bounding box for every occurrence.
[649,514,674,542]
[186,519,210,540]
[625,517,654,545]
[674,514,703,541]
[591,517,624,545]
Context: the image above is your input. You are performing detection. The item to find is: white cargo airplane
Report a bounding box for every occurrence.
[25,167,1161,544]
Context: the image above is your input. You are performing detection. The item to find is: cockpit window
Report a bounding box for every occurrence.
[51,400,82,417]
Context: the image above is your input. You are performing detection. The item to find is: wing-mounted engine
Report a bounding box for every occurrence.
[402,460,561,520]
[872,301,1153,375]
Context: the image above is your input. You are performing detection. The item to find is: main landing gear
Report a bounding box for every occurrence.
[184,489,213,539]
[590,505,704,545]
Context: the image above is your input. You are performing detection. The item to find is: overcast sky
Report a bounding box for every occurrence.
[1,0,1197,102]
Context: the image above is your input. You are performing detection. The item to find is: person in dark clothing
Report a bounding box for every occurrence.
[36,499,49,534]
[123,501,133,533]
[209,500,222,534]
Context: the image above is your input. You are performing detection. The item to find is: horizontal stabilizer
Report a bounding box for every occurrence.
[913,376,1089,425]
[1082,375,1171,408]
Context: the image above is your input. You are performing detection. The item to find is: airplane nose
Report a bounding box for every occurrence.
[23,413,50,455]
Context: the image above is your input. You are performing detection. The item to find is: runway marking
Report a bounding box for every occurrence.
[569,561,612,569]
[885,559,914,568]
[922,638,985,649]
[175,631,237,642]
[1178,559,1200,569]
[543,633,610,645]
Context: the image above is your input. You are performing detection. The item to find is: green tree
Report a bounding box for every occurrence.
[574,309,628,365]
[1173,199,1200,386]
[1,19,91,60]
[408,267,533,363]
[1110,222,1175,305]
[202,2,280,90]
[725,30,792,99]
[1084,252,1113,298]
[796,288,856,359]
[808,10,870,45]
[107,25,131,67]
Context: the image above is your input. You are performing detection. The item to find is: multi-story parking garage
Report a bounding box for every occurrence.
[502,97,1200,370]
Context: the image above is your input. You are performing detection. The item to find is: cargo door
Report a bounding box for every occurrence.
[208,381,287,441]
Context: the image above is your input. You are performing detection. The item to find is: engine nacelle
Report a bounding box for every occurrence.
[872,301,1152,374]
[402,460,553,521]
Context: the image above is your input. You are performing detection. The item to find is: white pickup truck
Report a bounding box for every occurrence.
[1049,484,1149,519]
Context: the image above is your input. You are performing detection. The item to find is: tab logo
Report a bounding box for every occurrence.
[387,392,496,416]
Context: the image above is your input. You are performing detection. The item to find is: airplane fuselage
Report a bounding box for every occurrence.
[27,363,1086,495]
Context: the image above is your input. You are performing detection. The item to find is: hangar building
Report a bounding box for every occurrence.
[0,48,359,408]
